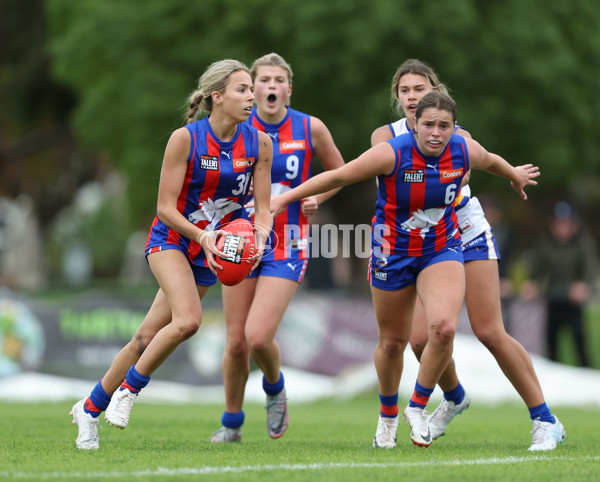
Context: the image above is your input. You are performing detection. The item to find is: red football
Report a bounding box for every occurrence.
[214,218,256,286]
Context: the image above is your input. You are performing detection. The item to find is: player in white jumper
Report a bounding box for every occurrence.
[370,59,565,451]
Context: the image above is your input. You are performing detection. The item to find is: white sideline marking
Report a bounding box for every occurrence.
[2,456,598,479]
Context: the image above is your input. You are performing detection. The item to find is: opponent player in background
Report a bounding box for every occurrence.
[265,90,540,448]
[209,53,345,442]
[370,59,564,451]
[70,59,273,450]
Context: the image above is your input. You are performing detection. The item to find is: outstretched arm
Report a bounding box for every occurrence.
[466,138,540,200]
[263,142,396,217]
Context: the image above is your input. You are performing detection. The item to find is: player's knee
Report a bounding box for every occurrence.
[430,320,455,345]
[474,328,501,350]
[247,333,269,353]
[379,336,408,357]
[226,337,249,359]
[174,314,202,340]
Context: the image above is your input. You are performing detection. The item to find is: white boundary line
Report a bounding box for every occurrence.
[3,455,599,479]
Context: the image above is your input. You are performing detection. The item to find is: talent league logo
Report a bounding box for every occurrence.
[200,155,219,171]
[221,235,245,264]
[403,169,424,183]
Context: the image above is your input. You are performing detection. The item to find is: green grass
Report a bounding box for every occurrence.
[0,396,598,481]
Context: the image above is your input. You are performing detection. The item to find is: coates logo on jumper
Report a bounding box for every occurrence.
[440,168,464,182]
[279,140,305,153]
[233,157,255,172]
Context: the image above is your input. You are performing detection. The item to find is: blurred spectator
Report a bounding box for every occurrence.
[521,201,598,367]
[0,196,46,290]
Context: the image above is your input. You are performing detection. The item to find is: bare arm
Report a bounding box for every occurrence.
[155,128,228,271]
[465,138,540,200]
[300,116,346,216]
[454,127,472,187]
[371,125,394,147]
[370,124,474,188]
[270,142,396,217]
[156,128,210,243]
[250,131,274,260]
[369,125,395,189]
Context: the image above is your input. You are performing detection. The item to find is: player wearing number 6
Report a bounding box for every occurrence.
[268,90,540,448]
[210,53,345,442]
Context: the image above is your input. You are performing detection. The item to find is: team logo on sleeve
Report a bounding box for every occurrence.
[403,169,424,183]
[233,157,255,172]
[200,155,219,171]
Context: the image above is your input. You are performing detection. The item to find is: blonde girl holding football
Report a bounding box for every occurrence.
[70,59,273,450]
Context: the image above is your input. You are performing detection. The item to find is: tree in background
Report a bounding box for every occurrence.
[2,0,600,284]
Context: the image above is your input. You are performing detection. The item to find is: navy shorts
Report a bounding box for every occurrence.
[369,243,464,291]
[462,228,501,263]
[248,257,308,283]
[146,244,217,287]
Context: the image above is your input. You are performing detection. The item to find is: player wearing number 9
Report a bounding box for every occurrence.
[269,91,540,447]
[209,53,345,443]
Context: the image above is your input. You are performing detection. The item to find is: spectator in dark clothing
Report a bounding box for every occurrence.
[522,201,597,367]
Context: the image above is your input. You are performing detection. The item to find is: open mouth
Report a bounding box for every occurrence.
[267,94,277,105]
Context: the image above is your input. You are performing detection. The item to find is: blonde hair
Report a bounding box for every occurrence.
[184,59,250,124]
[250,52,293,84]
[250,53,293,106]
[390,59,448,117]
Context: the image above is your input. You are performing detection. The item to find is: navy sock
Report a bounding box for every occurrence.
[443,383,465,405]
[263,371,284,396]
[84,380,111,418]
[221,410,245,429]
[122,365,151,393]
[379,393,399,418]
[529,402,554,423]
[409,381,434,408]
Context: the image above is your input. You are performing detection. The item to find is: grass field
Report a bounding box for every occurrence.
[0,395,598,481]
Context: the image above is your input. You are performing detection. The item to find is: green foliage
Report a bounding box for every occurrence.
[0,398,599,481]
[44,0,600,230]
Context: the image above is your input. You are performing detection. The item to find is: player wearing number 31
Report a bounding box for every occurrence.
[70,59,273,450]
[268,91,540,448]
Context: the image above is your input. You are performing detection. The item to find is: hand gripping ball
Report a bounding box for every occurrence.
[215,219,256,286]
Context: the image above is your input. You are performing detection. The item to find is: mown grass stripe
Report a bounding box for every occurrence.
[3,455,598,479]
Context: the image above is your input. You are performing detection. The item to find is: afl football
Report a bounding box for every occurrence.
[215,219,256,286]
